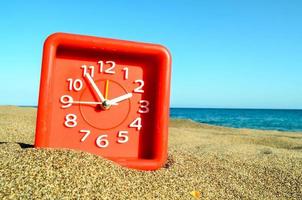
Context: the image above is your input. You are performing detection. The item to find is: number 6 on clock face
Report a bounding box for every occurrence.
[35,33,171,170]
[96,135,109,148]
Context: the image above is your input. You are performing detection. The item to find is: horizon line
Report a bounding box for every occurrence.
[1,105,302,111]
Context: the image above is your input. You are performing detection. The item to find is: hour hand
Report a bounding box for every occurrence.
[108,93,133,105]
[84,73,105,102]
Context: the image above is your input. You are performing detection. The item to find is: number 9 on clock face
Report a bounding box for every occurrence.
[35,33,171,170]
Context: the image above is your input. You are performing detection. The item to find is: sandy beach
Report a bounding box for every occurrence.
[0,106,302,199]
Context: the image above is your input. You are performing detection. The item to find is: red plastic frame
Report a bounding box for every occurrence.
[34,33,172,170]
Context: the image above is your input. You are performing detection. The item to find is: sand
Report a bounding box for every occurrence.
[0,106,302,199]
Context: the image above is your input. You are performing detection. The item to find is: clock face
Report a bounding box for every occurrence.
[52,56,155,158]
[35,33,171,170]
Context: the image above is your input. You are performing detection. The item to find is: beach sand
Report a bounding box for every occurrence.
[0,106,302,199]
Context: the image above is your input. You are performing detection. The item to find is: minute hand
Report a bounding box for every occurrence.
[84,73,105,102]
[109,93,133,105]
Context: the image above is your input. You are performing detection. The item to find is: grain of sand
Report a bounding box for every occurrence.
[0,106,302,199]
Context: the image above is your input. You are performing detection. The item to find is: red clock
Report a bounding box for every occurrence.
[34,33,171,170]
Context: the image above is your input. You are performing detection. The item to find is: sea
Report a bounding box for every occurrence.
[170,108,302,132]
[20,106,302,132]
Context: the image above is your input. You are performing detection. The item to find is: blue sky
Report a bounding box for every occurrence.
[0,0,301,109]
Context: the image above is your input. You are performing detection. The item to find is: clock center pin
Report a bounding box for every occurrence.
[101,100,111,110]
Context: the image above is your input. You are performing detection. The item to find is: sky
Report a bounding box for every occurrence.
[0,0,301,109]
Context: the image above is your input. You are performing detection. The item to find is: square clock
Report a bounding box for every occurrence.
[35,33,171,170]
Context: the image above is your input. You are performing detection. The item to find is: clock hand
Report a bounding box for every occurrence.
[108,93,133,105]
[72,100,117,105]
[105,80,109,99]
[84,73,105,102]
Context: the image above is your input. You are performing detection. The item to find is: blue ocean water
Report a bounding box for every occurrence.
[170,108,302,132]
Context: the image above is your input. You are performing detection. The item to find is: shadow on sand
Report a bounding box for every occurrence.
[0,142,34,149]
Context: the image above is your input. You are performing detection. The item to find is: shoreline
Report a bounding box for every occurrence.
[170,117,302,133]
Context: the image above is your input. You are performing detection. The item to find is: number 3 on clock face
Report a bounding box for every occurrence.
[35,33,171,170]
